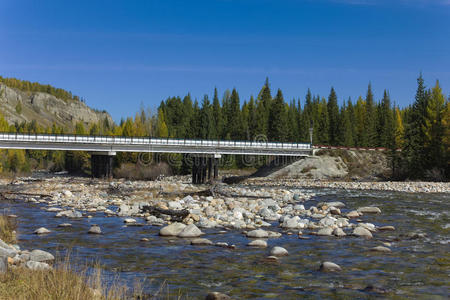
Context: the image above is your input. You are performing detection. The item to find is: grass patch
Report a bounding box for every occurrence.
[0,256,145,300]
[0,215,17,244]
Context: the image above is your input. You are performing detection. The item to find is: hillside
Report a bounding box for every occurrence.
[0,81,113,131]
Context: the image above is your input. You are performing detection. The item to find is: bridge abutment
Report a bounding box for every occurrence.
[90,152,116,178]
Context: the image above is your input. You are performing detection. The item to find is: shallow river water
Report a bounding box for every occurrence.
[1,187,449,299]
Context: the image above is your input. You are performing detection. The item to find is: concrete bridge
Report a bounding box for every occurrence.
[0,133,312,183]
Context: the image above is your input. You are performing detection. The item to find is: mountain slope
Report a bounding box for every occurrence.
[0,82,113,130]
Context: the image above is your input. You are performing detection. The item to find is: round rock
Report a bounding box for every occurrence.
[88,225,101,234]
[30,249,55,262]
[270,246,288,256]
[353,226,373,239]
[357,207,381,214]
[177,224,203,238]
[246,229,269,238]
[191,238,213,245]
[248,239,268,248]
[319,261,342,272]
[34,227,51,235]
[159,223,186,236]
[370,246,391,253]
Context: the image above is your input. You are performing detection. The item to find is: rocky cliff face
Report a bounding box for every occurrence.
[0,83,113,130]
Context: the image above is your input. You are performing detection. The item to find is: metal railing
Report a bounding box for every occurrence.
[0,132,312,150]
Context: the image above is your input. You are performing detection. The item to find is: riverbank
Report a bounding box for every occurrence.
[245,177,450,194]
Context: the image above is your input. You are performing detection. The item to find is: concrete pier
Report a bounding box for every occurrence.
[192,154,220,184]
[91,151,116,178]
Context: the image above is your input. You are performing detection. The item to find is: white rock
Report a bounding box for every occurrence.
[357,207,381,214]
[370,246,391,253]
[353,226,373,238]
[333,228,346,237]
[246,229,269,238]
[317,227,334,236]
[159,223,187,236]
[168,201,183,210]
[270,246,288,256]
[191,238,213,245]
[248,240,268,248]
[320,261,342,272]
[177,224,203,238]
[123,218,136,224]
[34,227,51,234]
[88,225,102,234]
[26,261,51,271]
[30,249,54,262]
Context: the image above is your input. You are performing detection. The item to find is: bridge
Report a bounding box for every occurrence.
[0,133,312,183]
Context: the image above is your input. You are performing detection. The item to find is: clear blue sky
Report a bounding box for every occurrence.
[1,0,449,122]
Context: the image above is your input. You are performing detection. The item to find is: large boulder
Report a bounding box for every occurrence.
[159,223,186,236]
[317,227,334,236]
[353,226,373,239]
[270,246,288,256]
[246,229,269,238]
[0,247,17,258]
[248,240,268,248]
[177,224,203,238]
[30,249,55,262]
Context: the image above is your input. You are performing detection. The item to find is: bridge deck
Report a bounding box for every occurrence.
[0,133,312,156]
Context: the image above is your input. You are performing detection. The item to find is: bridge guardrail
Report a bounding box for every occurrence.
[0,133,311,150]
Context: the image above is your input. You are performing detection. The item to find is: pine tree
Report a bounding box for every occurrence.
[268,89,288,142]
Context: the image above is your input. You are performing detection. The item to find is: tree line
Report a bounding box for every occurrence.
[0,75,448,180]
[0,76,83,102]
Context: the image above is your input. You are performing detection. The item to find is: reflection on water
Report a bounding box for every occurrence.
[1,188,449,299]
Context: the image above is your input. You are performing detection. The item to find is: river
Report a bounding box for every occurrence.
[1,187,449,299]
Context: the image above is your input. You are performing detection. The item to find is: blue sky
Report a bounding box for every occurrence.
[1,0,449,122]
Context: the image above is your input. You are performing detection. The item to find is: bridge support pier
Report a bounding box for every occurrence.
[192,154,220,184]
[91,152,116,178]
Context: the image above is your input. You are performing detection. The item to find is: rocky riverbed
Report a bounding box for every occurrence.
[0,174,449,298]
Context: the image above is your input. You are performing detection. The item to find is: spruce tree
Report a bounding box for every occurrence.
[268,89,288,142]
[327,87,339,145]
[365,83,377,147]
[212,88,223,139]
[403,74,429,178]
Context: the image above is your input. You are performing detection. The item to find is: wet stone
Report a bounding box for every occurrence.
[319,261,342,272]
